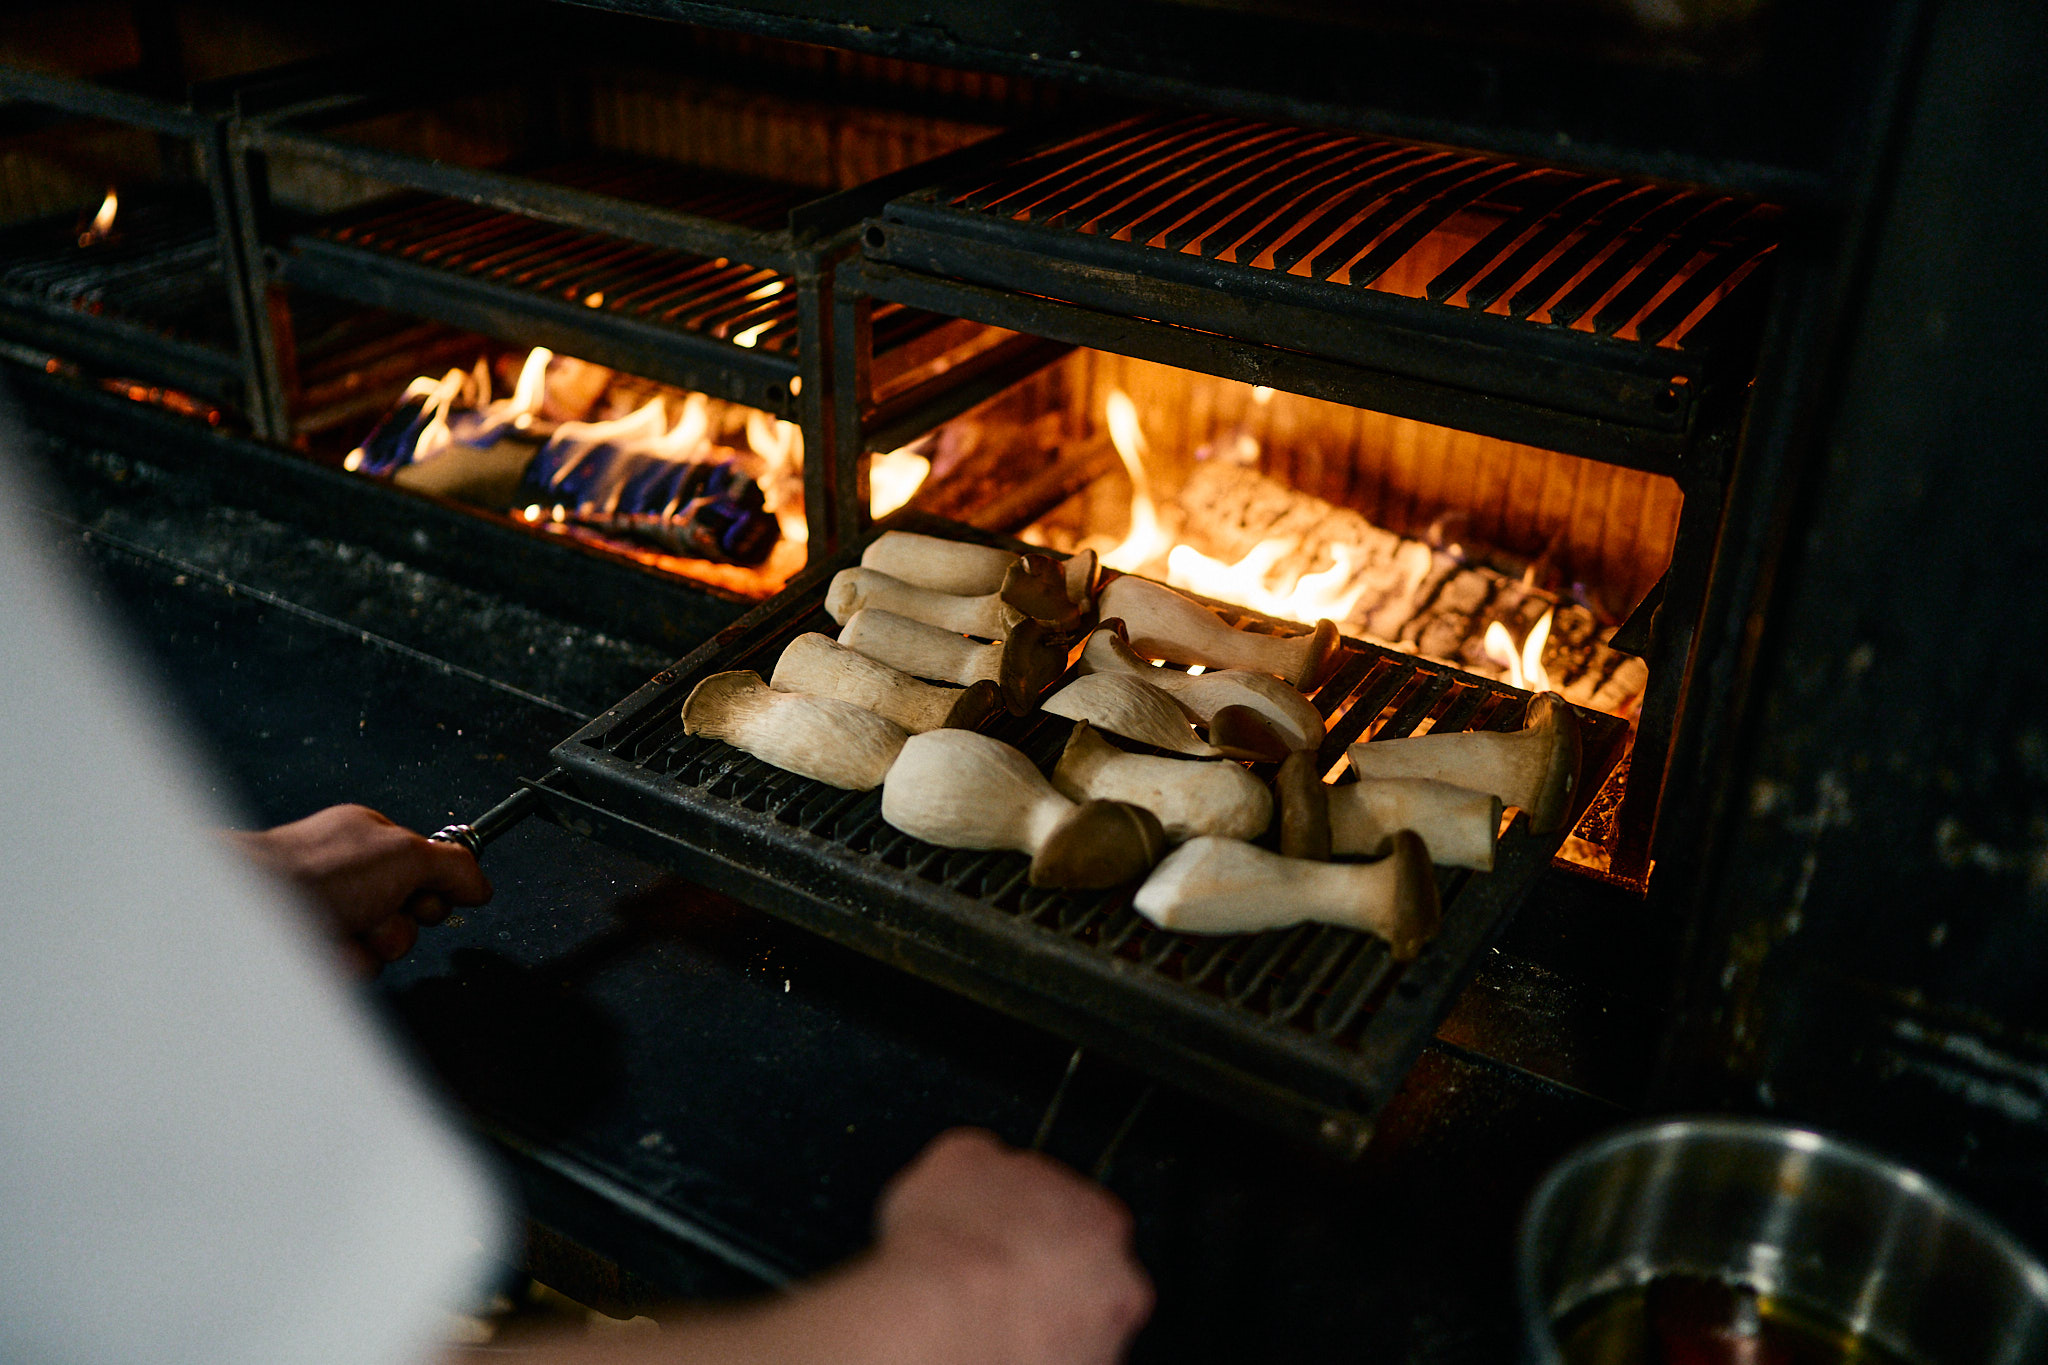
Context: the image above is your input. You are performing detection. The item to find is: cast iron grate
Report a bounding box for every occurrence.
[548,517,1626,1152]
[308,160,948,359]
[930,110,1781,352]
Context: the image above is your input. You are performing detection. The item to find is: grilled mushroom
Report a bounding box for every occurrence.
[1133,831,1442,961]
[881,729,1166,889]
[1052,722,1271,843]
[1043,673,1226,757]
[826,567,1022,639]
[681,670,906,790]
[770,632,999,734]
[838,608,1066,715]
[1097,574,1340,691]
[861,531,1097,609]
[1075,622,1325,751]
[1278,752,1500,870]
[1346,691,1583,835]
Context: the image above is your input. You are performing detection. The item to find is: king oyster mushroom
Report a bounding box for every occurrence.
[881,729,1166,889]
[837,608,1066,715]
[1076,621,1325,752]
[1042,673,1226,758]
[825,554,1084,640]
[1053,723,1271,843]
[1346,690,1583,835]
[1276,752,1500,871]
[1097,573,1340,691]
[861,530,1097,610]
[1134,832,1442,961]
[681,671,906,790]
[770,632,998,734]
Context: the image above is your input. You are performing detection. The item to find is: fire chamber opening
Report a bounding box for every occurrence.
[899,351,1681,876]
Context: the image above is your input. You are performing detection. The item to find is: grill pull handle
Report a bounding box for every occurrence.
[429,784,545,859]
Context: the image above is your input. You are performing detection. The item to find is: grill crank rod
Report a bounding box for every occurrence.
[428,784,547,859]
[1029,1046,1156,1183]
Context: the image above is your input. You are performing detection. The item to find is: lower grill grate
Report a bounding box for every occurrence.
[548,514,1627,1152]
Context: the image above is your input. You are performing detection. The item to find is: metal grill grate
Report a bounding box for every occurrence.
[549,518,1627,1151]
[311,161,941,359]
[938,111,1781,351]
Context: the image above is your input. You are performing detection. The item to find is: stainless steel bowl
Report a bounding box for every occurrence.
[1518,1117,2048,1365]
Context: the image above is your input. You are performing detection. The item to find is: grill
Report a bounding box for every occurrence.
[0,67,256,414]
[948,110,1780,351]
[865,111,1784,465]
[542,514,1627,1154]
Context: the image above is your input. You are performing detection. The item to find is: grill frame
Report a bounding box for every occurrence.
[226,73,1058,554]
[0,66,264,418]
[544,513,1627,1155]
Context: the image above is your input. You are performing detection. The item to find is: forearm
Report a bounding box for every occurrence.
[459,1256,977,1365]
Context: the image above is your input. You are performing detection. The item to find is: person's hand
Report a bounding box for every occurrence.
[230,804,491,974]
[867,1127,1153,1365]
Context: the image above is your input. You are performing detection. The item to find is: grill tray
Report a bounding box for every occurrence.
[547,515,1626,1154]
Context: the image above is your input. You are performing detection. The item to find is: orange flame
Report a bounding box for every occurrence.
[869,447,930,520]
[1099,389,1170,572]
[1484,608,1555,692]
[91,189,117,236]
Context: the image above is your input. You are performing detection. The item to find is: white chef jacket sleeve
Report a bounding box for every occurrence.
[0,435,511,1365]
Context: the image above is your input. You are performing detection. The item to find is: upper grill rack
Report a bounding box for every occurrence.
[305,163,945,364]
[548,517,1627,1153]
[935,110,1780,353]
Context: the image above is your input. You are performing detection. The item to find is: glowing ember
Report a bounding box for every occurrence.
[732,321,773,348]
[1098,389,1171,571]
[870,446,931,519]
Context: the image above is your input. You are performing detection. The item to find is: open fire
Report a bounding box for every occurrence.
[1017,386,1649,721]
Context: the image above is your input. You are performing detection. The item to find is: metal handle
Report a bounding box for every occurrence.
[429,785,543,859]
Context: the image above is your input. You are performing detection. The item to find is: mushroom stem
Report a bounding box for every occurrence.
[862,531,1096,610]
[882,729,1166,888]
[681,670,906,790]
[861,531,1018,596]
[1330,779,1502,871]
[770,632,998,734]
[827,567,1021,639]
[1053,722,1272,843]
[1346,691,1584,835]
[1076,622,1325,750]
[1097,574,1340,691]
[838,608,1065,715]
[1133,832,1441,961]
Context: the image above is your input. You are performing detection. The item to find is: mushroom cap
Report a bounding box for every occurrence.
[1001,554,1088,632]
[1293,619,1342,692]
[1064,548,1098,609]
[1522,691,1585,835]
[1207,704,1292,762]
[1030,798,1167,889]
[997,617,1068,715]
[1382,829,1442,962]
[1277,750,1332,861]
[681,670,766,734]
[941,679,1003,730]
